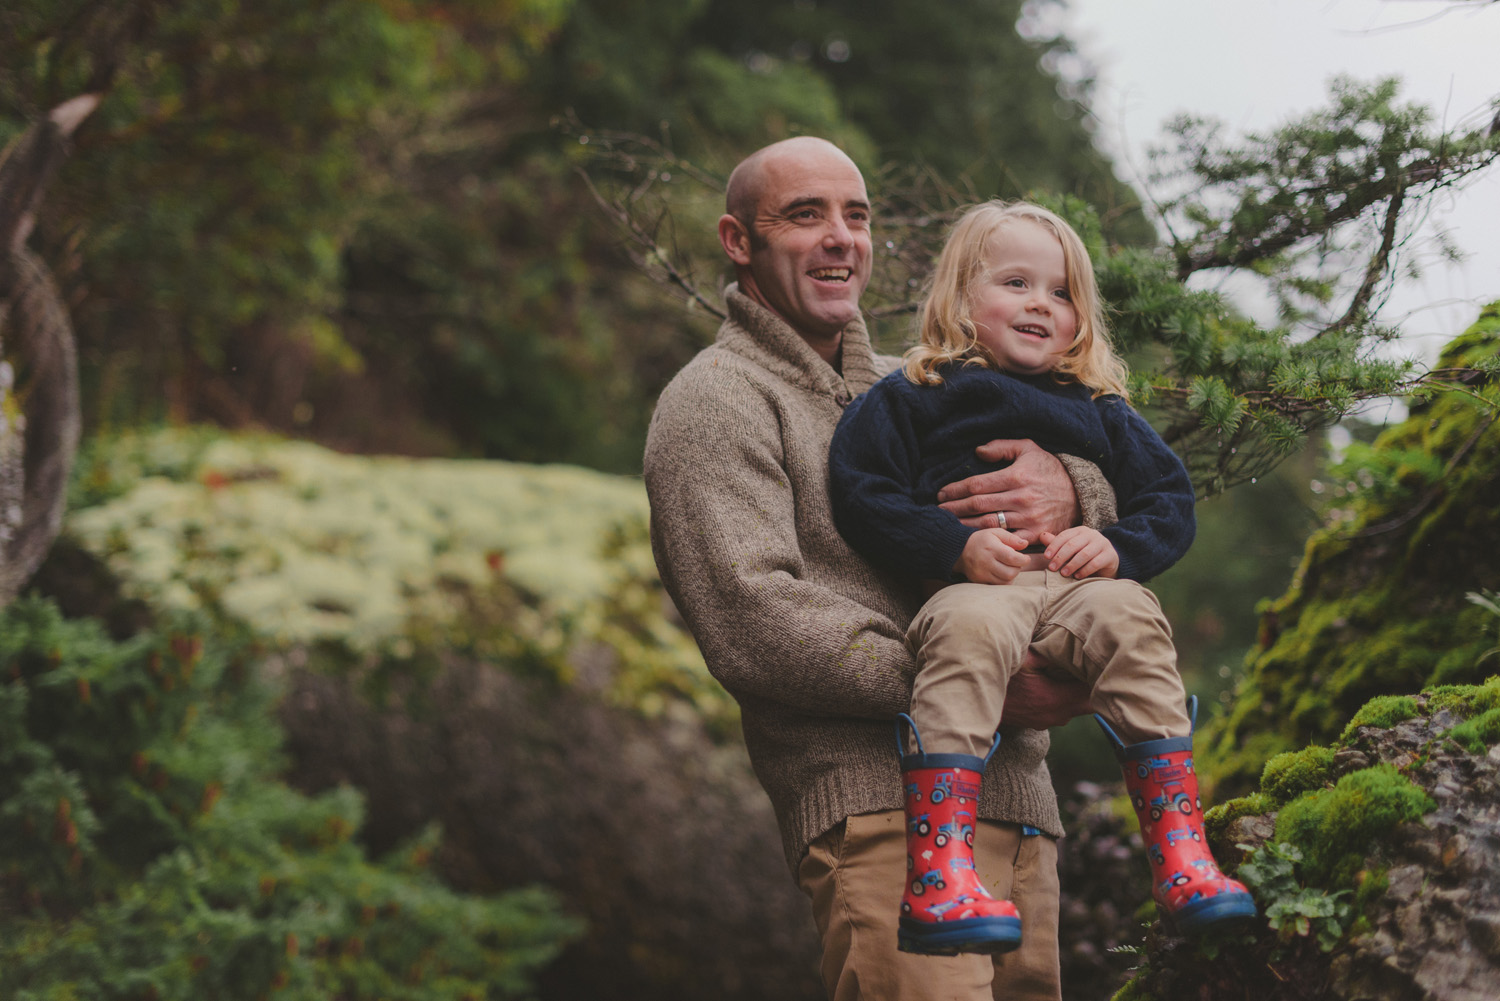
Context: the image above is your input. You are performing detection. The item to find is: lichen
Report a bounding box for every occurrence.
[61,427,731,728]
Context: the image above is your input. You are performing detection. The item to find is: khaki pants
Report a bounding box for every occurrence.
[798,810,1062,1001]
[908,573,1191,756]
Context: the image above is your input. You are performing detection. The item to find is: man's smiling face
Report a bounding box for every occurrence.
[724,140,873,342]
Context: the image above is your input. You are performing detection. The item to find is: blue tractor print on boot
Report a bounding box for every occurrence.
[911,869,947,896]
[934,810,976,848]
[1157,871,1191,898]
[1148,782,1194,822]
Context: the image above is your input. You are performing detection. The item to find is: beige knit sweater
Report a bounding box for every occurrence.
[645,287,1109,873]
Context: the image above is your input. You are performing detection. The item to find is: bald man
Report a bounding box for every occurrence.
[644,138,1104,1001]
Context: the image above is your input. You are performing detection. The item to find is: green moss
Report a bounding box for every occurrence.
[1204,729,1292,798]
[1260,746,1336,803]
[1337,695,1419,745]
[1202,792,1273,847]
[1426,676,1500,716]
[1352,865,1389,919]
[1443,706,1500,754]
[1110,975,1159,1001]
[1198,304,1500,795]
[1273,764,1434,882]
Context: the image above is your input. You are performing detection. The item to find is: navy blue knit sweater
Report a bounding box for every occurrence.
[828,363,1195,583]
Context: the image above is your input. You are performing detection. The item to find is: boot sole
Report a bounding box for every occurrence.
[897,915,1022,956]
[1171,891,1258,934]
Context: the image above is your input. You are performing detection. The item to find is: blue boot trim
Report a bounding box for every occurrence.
[1170,888,1258,934]
[1095,696,1200,760]
[896,713,1003,771]
[897,914,1022,956]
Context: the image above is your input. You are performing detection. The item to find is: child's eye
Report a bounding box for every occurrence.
[1053,288,1072,302]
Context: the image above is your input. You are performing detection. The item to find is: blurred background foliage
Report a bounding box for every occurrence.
[4,0,1500,997]
[1,0,1147,473]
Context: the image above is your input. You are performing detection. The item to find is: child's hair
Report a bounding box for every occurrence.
[902,200,1129,399]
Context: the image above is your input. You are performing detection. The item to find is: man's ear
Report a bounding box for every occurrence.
[718,213,753,267]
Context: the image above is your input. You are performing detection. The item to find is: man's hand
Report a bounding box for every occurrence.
[998,656,1093,729]
[1039,527,1119,580]
[954,528,1029,584]
[936,439,1080,543]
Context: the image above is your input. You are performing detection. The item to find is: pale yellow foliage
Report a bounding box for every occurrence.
[71,433,645,648]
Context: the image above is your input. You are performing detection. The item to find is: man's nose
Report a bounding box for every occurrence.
[823,216,854,248]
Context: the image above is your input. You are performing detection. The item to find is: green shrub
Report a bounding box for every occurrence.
[1236,842,1353,952]
[0,597,580,1000]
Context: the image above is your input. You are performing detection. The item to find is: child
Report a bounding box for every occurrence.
[828,201,1255,957]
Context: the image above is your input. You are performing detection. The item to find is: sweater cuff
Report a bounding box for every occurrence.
[1057,454,1117,531]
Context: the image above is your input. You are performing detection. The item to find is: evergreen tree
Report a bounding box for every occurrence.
[0,596,579,1000]
[589,77,1500,493]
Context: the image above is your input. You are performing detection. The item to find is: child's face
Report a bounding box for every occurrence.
[969,220,1078,375]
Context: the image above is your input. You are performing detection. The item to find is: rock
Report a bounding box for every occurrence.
[1333,747,1371,775]
[1466,913,1500,959]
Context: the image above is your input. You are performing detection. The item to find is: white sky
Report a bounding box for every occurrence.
[1062,0,1500,361]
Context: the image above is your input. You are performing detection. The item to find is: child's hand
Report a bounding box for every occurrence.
[955,528,1030,584]
[1038,527,1118,579]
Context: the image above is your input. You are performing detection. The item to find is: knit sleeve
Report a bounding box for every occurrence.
[1095,397,1197,581]
[827,377,975,581]
[644,362,915,720]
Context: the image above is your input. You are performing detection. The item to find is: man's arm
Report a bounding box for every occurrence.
[1001,662,1093,728]
[644,364,915,721]
[935,439,1117,542]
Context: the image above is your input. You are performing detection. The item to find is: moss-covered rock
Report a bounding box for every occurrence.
[1202,303,1500,795]
[1260,746,1337,803]
[1113,685,1500,1001]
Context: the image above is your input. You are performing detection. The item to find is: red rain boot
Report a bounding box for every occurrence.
[896,714,1023,955]
[1096,698,1256,934]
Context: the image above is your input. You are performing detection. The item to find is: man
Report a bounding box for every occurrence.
[643,137,1106,1000]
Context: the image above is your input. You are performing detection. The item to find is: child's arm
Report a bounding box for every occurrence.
[1094,398,1197,581]
[828,379,982,582]
[1038,526,1119,579]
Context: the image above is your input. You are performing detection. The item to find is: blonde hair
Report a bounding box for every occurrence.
[903,201,1128,399]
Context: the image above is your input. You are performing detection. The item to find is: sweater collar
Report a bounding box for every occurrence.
[717,284,883,399]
